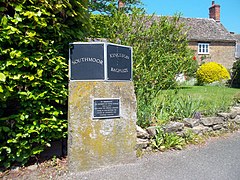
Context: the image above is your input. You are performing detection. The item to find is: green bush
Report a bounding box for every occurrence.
[151,127,186,151]
[0,0,90,168]
[231,60,240,88]
[196,62,230,85]
[90,11,198,127]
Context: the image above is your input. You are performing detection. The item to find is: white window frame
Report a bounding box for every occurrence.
[198,43,209,54]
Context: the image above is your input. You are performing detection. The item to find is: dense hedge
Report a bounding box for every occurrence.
[231,60,240,88]
[0,0,90,168]
[90,11,198,127]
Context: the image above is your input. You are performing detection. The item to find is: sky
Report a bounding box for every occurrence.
[141,0,240,34]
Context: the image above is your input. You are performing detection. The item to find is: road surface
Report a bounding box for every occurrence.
[62,131,240,180]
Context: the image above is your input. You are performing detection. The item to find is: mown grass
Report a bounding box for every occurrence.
[173,86,239,113]
[153,86,240,124]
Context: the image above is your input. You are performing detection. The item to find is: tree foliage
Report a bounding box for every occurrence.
[0,0,90,168]
[90,10,198,127]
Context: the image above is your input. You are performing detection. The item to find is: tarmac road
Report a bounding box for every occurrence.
[62,131,240,180]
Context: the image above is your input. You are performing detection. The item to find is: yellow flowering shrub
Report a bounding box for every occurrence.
[196,62,230,85]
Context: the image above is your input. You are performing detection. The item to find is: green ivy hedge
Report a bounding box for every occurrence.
[0,0,90,168]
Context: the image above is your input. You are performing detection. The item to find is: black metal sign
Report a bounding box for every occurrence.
[69,42,132,81]
[107,44,132,81]
[70,44,104,80]
[93,98,120,119]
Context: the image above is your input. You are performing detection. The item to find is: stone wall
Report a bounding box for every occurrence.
[189,41,236,69]
[137,105,240,150]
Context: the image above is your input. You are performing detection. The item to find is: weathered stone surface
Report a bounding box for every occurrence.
[192,112,202,119]
[136,138,150,149]
[192,125,212,134]
[68,82,137,172]
[230,111,238,119]
[217,112,231,119]
[230,106,240,114]
[222,122,228,128]
[163,122,184,133]
[183,118,200,128]
[27,164,38,171]
[145,146,153,152]
[200,117,224,126]
[146,126,157,137]
[136,125,149,139]
[189,42,236,69]
[213,124,223,130]
[176,131,185,137]
[231,115,240,124]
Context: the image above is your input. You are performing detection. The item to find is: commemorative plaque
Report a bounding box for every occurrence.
[93,98,120,119]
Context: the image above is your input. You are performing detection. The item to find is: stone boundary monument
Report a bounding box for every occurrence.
[68,42,137,172]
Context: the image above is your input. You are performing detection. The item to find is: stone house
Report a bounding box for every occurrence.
[118,1,238,69]
[179,1,237,69]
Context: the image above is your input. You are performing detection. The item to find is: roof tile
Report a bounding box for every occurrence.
[179,17,236,42]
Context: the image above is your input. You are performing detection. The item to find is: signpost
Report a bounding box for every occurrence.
[68,41,136,172]
[70,43,104,80]
[69,42,132,81]
[107,44,132,81]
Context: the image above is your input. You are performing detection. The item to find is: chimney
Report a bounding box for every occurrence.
[118,0,125,10]
[209,1,220,22]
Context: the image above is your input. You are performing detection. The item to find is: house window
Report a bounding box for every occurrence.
[198,43,209,54]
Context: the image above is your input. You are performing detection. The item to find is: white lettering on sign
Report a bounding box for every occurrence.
[72,57,103,65]
[109,53,129,60]
[111,67,128,73]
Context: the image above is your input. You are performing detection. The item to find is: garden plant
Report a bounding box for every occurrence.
[196,62,230,85]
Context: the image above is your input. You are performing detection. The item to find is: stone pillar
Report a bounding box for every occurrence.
[68,42,137,172]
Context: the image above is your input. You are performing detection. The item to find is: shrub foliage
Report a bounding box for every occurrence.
[0,0,89,168]
[90,11,198,127]
[196,62,230,85]
[231,60,240,88]
[0,5,199,167]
